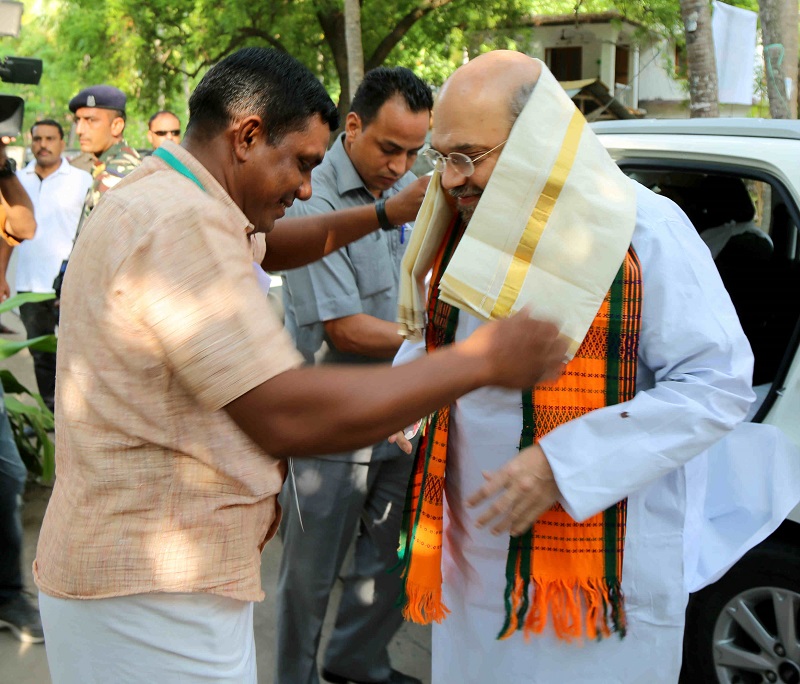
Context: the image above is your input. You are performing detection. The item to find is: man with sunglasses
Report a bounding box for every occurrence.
[391,50,775,683]
[146,111,182,150]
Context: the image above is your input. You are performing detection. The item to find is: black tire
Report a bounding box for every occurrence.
[680,539,800,684]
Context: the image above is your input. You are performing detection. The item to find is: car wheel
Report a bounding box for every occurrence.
[681,540,800,684]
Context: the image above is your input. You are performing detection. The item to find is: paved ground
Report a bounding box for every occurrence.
[0,314,432,684]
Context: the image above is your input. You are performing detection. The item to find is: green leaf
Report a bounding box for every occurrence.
[3,394,43,415]
[0,369,32,395]
[0,335,58,359]
[15,437,43,477]
[0,292,56,314]
[3,371,55,479]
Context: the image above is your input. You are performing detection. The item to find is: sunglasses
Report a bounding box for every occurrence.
[151,129,181,137]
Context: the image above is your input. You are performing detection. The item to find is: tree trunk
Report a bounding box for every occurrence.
[788,0,798,118]
[317,8,351,126]
[319,0,455,122]
[680,0,720,117]
[760,0,798,118]
[344,0,364,102]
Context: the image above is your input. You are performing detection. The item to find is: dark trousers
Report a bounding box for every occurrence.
[0,386,26,601]
[18,297,58,412]
[276,454,413,684]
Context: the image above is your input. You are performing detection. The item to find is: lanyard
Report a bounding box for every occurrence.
[152,147,206,193]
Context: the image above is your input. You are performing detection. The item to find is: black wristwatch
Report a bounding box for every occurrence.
[0,158,15,179]
[375,198,396,231]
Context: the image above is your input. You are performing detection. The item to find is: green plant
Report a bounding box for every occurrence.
[0,292,57,482]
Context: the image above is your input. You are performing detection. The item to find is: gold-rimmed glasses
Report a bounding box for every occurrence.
[421,139,507,177]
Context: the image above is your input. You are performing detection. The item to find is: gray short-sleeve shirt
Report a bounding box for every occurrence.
[282,134,414,366]
[281,135,416,463]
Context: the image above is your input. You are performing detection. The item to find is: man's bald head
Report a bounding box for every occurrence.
[437,51,541,131]
[431,51,542,222]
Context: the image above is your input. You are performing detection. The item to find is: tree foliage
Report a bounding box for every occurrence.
[0,0,790,146]
[4,0,545,143]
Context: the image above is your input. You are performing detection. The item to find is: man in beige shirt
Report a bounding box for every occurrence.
[33,48,566,683]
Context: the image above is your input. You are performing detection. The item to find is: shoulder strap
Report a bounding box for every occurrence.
[152,147,205,193]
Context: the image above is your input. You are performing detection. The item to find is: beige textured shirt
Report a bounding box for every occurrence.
[34,142,302,602]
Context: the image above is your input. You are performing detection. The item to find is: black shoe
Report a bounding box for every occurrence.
[321,668,422,684]
[0,593,45,644]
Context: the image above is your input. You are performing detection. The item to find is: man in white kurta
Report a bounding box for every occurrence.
[394,52,757,683]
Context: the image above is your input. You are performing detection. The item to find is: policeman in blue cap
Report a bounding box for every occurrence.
[67,84,141,234]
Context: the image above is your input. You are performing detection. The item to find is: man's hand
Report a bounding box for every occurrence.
[467,443,561,536]
[385,175,430,225]
[460,308,567,390]
[388,430,414,454]
[0,276,9,301]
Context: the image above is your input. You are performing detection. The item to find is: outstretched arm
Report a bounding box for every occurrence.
[262,175,428,271]
[225,310,567,459]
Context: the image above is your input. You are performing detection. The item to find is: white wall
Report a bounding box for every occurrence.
[636,40,687,102]
[514,19,762,118]
[525,22,686,109]
[527,25,608,82]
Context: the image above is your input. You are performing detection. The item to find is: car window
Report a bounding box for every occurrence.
[623,167,800,418]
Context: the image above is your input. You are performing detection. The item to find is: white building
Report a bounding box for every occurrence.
[479,10,754,119]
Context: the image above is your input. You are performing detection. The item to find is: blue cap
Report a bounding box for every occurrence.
[69,85,127,114]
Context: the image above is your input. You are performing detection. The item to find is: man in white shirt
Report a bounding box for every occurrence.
[0,119,92,410]
[394,51,758,683]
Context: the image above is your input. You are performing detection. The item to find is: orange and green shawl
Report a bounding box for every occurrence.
[397,216,643,642]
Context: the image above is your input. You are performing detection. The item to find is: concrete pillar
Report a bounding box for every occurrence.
[599,38,617,88]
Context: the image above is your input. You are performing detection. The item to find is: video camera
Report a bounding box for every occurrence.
[1,56,43,138]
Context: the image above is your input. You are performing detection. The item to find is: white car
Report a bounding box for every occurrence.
[593,118,800,684]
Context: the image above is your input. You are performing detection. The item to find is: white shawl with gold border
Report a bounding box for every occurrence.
[397,61,637,359]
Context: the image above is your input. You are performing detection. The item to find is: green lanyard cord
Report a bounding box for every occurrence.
[152,147,205,193]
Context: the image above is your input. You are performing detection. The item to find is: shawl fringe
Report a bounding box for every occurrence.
[400,580,450,624]
[498,576,627,642]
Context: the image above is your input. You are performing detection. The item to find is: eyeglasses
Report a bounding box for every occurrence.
[151,129,181,137]
[422,139,508,177]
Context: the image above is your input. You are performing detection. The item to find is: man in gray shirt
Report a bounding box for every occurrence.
[278,67,432,684]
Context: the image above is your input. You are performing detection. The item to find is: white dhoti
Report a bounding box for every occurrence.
[39,592,256,684]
